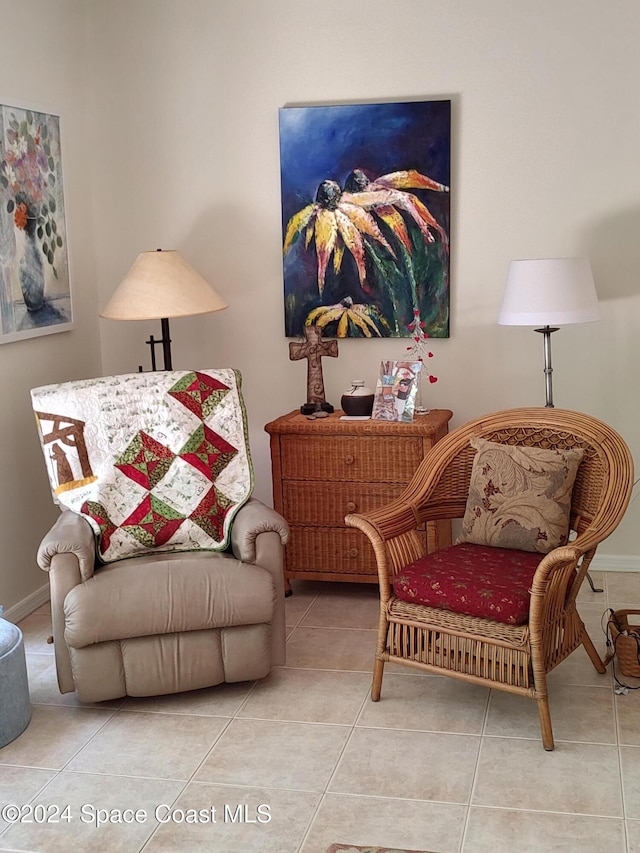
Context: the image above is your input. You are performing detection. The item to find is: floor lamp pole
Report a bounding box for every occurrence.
[535,325,558,408]
[160,317,173,370]
[533,325,603,593]
[143,318,173,371]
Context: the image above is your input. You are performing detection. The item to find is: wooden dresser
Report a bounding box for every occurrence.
[265,409,453,590]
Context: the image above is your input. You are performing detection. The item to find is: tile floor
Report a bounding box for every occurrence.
[0,571,639,853]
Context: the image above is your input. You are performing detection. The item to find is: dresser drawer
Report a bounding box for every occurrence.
[265,409,453,590]
[286,527,378,575]
[283,481,405,527]
[280,435,423,483]
[286,526,428,575]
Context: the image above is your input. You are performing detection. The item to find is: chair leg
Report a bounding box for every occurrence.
[371,658,384,701]
[536,695,555,751]
[371,602,390,702]
[581,629,607,674]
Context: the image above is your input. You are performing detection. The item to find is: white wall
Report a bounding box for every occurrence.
[0,0,102,613]
[2,0,639,612]
[87,0,640,559]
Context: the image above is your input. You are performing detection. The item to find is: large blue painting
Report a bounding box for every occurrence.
[279,100,450,339]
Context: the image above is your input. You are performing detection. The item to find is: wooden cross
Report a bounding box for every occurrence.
[289,325,338,414]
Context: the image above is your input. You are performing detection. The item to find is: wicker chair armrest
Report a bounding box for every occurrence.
[347,503,431,599]
[530,525,610,596]
[532,544,582,579]
[528,544,589,630]
[345,452,466,594]
[346,498,419,543]
[345,487,464,549]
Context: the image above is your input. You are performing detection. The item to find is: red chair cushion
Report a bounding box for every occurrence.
[392,543,542,625]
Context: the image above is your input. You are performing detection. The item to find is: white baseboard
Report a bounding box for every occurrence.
[589,554,640,573]
[2,583,50,624]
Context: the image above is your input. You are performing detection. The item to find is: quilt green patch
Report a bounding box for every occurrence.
[115,431,176,490]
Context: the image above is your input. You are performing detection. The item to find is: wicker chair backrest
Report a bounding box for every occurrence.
[410,407,632,546]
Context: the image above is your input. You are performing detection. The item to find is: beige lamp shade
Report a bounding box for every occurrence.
[101,250,228,321]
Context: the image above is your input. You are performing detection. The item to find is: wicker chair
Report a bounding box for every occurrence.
[345,408,634,750]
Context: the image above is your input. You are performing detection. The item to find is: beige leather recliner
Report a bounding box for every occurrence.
[37,499,289,703]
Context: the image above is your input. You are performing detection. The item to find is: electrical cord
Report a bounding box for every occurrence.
[602,608,640,694]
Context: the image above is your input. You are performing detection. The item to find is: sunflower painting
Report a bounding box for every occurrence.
[279,100,451,339]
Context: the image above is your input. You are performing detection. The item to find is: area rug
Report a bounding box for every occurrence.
[326,845,437,853]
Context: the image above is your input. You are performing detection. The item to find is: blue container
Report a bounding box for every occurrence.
[0,617,32,747]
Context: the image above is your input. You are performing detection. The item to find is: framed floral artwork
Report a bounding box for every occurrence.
[279,99,450,339]
[0,102,73,343]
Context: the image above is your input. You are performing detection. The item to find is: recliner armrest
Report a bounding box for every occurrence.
[230,498,290,564]
[37,510,97,581]
[37,501,289,575]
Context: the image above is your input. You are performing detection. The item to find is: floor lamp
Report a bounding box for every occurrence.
[499,257,600,408]
[101,249,228,371]
[499,256,602,592]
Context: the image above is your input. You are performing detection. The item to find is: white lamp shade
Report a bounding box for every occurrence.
[499,257,600,326]
[101,250,228,321]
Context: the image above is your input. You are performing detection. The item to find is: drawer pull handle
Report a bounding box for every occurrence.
[346,501,356,513]
[345,454,355,465]
[349,548,359,558]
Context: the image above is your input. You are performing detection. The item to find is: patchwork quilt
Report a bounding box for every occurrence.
[31,369,254,562]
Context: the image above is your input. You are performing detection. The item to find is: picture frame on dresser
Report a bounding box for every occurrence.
[265,408,453,594]
[371,359,422,423]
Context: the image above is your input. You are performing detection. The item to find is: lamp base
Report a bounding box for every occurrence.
[534,326,559,408]
[141,318,173,372]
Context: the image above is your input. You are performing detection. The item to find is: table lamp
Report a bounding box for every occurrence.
[101,249,228,371]
[499,257,600,408]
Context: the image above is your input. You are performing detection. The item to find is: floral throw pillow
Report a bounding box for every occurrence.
[458,437,584,554]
